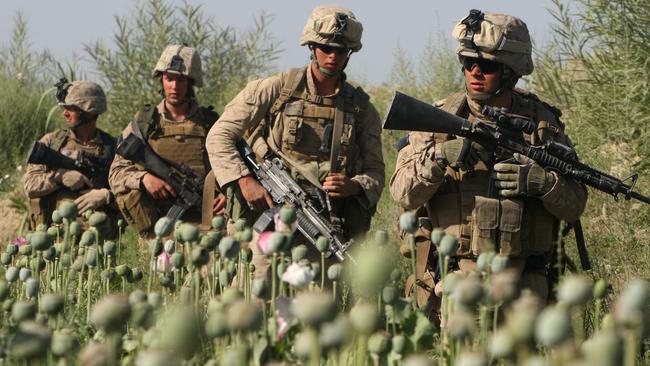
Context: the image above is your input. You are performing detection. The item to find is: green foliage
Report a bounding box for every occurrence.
[531,0,650,285]
[387,34,463,106]
[369,34,463,239]
[0,13,52,78]
[85,0,279,133]
[533,0,650,170]
[0,13,62,185]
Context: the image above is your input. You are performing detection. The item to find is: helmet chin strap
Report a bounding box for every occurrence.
[466,67,518,103]
[310,48,349,79]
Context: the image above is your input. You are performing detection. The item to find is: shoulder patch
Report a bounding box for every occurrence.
[540,100,563,119]
[396,135,410,152]
[351,85,371,114]
[354,85,371,103]
[514,88,563,118]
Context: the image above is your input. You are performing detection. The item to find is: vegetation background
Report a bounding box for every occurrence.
[0,0,648,295]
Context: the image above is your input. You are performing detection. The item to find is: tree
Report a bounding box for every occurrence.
[85,0,280,132]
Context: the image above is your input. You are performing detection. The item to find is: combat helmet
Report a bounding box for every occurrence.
[452,10,533,77]
[300,5,363,52]
[152,45,203,87]
[56,80,107,115]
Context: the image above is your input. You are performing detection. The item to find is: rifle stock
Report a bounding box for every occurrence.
[383,91,472,135]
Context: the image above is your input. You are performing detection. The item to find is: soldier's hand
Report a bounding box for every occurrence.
[323,173,362,199]
[74,188,111,213]
[436,138,484,170]
[56,170,92,191]
[142,173,176,200]
[213,193,226,216]
[493,158,556,197]
[238,175,274,212]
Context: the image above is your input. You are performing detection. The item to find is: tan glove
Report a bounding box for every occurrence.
[74,188,111,213]
[435,138,486,170]
[493,154,556,197]
[55,170,92,191]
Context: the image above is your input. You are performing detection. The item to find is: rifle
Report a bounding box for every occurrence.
[236,139,355,263]
[27,141,112,187]
[383,91,650,205]
[115,132,204,223]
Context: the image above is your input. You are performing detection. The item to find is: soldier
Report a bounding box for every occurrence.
[206,5,385,277]
[390,10,588,307]
[24,80,116,229]
[109,45,224,234]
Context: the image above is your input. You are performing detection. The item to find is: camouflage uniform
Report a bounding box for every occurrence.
[24,129,116,229]
[206,5,385,278]
[109,45,219,234]
[390,11,587,306]
[24,81,117,229]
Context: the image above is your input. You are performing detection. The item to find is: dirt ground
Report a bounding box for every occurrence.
[0,189,27,246]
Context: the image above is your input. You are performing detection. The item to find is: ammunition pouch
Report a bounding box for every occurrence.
[115,189,159,234]
[28,190,79,230]
[498,199,524,255]
[28,197,54,230]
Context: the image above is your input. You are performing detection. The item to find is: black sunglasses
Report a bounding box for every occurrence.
[461,57,502,74]
[314,44,350,56]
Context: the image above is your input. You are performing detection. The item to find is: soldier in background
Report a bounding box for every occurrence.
[24,80,116,229]
[206,5,385,278]
[390,10,588,309]
[109,45,224,235]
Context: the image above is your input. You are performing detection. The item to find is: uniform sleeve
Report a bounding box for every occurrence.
[108,123,147,194]
[538,133,588,222]
[350,103,385,207]
[23,133,61,198]
[206,75,283,188]
[389,131,447,210]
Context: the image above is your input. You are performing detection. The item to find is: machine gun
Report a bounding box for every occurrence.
[116,133,204,223]
[383,91,650,205]
[236,139,355,263]
[27,141,112,187]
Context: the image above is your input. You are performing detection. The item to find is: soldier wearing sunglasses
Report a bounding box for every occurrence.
[206,5,384,281]
[390,10,587,313]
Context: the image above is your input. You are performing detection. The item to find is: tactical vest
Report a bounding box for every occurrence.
[255,67,371,181]
[134,103,219,179]
[50,128,116,161]
[426,91,565,259]
[28,129,116,228]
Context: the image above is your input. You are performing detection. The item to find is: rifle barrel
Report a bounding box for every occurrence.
[627,190,650,205]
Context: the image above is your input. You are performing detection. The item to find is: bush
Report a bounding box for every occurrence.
[0,13,62,188]
[531,0,650,285]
